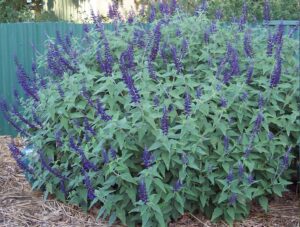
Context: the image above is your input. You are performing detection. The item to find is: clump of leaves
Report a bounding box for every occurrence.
[1,2,299,226]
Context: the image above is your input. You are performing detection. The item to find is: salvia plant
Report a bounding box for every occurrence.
[1,1,299,226]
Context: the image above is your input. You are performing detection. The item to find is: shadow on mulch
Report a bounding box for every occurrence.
[0,136,299,227]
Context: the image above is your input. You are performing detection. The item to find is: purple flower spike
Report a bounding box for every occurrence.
[268,131,274,140]
[181,39,189,57]
[161,106,169,135]
[142,147,155,168]
[147,58,158,81]
[215,9,223,20]
[226,169,234,184]
[148,5,156,23]
[238,161,244,178]
[83,117,96,136]
[224,136,229,153]
[102,149,110,164]
[159,2,170,15]
[246,63,254,84]
[240,92,248,102]
[15,57,39,102]
[227,43,240,76]
[173,180,183,192]
[81,168,96,200]
[252,112,264,136]
[281,146,292,170]
[220,97,227,108]
[244,30,253,58]
[149,23,162,61]
[55,130,62,147]
[204,30,210,44]
[263,0,271,22]
[247,174,254,185]
[96,99,112,121]
[153,96,159,107]
[138,179,148,204]
[266,31,274,56]
[110,147,117,160]
[258,93,264,110]
[8,143,34,175]
[270,54,282,88]
[11,105,37,129]
[228,193,237,205]
[196,87,202,99]
[184,92,191,117]
[38,150,65,179]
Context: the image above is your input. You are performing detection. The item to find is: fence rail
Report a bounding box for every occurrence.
[0,21,299,135]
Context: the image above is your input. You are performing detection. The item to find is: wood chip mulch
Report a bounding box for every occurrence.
[0,136,299,227]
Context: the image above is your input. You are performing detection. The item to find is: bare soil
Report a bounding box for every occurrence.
[0,136,299,227]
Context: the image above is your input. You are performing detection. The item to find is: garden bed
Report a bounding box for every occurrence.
[0,136,299,227]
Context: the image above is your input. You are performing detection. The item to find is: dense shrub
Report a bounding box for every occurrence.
[1,2,299,226]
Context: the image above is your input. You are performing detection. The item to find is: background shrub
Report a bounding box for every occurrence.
[1,2,299,226]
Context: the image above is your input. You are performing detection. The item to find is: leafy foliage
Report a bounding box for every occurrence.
[1,3,299,227]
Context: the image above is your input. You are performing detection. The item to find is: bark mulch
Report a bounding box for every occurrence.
[0,136,299,227]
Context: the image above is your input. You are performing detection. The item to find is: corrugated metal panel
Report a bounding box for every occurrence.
[0,22,86,135]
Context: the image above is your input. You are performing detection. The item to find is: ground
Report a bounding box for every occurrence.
[0,136,299,227]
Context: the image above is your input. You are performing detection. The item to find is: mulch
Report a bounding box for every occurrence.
[0,135,299,227]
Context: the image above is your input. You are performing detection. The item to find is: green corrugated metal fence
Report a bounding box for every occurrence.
[0,21,299,135]
[0,22,86,135]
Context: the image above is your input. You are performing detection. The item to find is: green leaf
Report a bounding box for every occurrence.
[227,207,235,220]
[258,196,269,212]
[211,207,223,222]
[96,207,106,220]
[108,212,117,226]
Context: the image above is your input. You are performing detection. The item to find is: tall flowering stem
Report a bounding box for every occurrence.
[138,179,148,204]
[184,92,191,117]
[81,168,96,200]
[142,147,155,168]
[8,143,34,174]
[38,150,65,179]
[244,29,253,58]
[171,45,183,74]
[149,23,162,61]
[270,55,282,88]
[161,106,169,135]
[263,0,271,22]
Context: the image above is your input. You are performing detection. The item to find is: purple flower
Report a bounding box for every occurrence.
[176,28,182,37]
[96,99,112,121]
[227,43,240,76]
[15,57,39,102]
[13,89,22,106]
[149,23,162,61]
[133,29,145,48]
[120,51,140,104]
[153,96,159,107]
[209,21,217,33]
[138,179,148,204]
[110,147,117,160]
[69,136,98,171]
[244,30,253,58]
[223,69,233,85]
[38,150,65,179]
[215,9,223,20]
[142,147,155,168]
[159,2,169,15]
[263,0,271,22]
[199,0,208,12]
[220,97,227,108]
[108,2,120,20]
[244,146,252,158]
[127,10,135,24]
[226,169,234,184]
[32,110,43,128]
[246,63,254,84]
[204,30,210,44]
[102,149,110,164]
[147,58,158,81]
[170,0,178,14]
[258,93,264,110]
[81,168,96,200]
[240,92,248,102]
[184,92,191,117]
[161,106,169,135]
[274,22,284,46]
[8,143,34,174]
[103,40,114,76]
[83,117,96,136]
[268,131,274,140]
[11,105,37,129]
[196,87,202,99]
[280,146,292,170]
[228,193,237,205]
[247,174,254,184]
[148,5,156,23]
[238,161,244,178]
[173,180,183,192]
[181,39,189,57]
[251,112,264,138]
[55,130,62,147]
[224,136,230,152]
[270,55,282,88]
[56,83,65,98]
